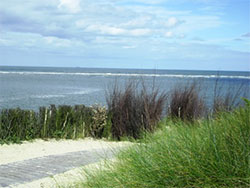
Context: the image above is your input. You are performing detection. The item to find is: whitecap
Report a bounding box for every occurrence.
[0,71,249,80]
[30,94,65,99]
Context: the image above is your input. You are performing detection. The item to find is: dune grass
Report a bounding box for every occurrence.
[71,99,250,188]
[167,81,206,121]
[0,104,107,144]
[106,79,166,140]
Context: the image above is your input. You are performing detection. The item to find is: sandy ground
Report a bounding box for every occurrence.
[0,138,131,188]
[0,138,130,165]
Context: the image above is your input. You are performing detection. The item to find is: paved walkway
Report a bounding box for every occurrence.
[0,148,115,187]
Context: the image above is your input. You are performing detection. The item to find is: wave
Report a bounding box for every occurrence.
[30,90,100,99]
[0,90,100,102]
[30,94,65,99]
[69,89,100,95]
[0,95,66,102]
[0,71,249,80]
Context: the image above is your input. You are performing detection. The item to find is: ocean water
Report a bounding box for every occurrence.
[0,66,249,110]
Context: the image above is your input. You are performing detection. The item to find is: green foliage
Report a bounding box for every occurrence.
[0,108,38,143]
[0,104,108,143]
[78,101,250,188]
[101,112,112,139]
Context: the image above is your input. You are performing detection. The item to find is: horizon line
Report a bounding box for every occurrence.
[0,65,249,73]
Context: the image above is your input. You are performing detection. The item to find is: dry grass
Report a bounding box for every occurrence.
[106,79,167,140]
[168,82,206,121]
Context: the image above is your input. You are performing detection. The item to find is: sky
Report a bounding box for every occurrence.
[0,0,249,71]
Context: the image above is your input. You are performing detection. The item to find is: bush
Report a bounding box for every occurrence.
[168,82,206,121]
[85,105,107,138]
[106,80,167,140]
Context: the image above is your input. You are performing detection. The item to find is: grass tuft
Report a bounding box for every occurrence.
[168,82,206,121]
[106,79,167,140]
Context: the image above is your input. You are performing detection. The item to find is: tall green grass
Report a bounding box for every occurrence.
[75,99,250,188]
[0,104,107,144]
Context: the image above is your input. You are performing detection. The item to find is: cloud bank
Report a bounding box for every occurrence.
[0,0,249,71]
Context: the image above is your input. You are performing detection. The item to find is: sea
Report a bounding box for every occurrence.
[0,66,249,110]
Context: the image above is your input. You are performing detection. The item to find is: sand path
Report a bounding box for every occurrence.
[0,138,130,188]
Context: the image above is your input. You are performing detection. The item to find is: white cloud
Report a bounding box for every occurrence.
[129,29,151,36]
[120,16,152,28]
[165,31,173,38]
[86,25,125,35]
[85,24,151,36]
[165,17,179,27]
[0,0,216,42]
[58,0,81,13]
[44,36,72,47]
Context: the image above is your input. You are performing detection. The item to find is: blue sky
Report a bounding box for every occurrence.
[0,0,249,71]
